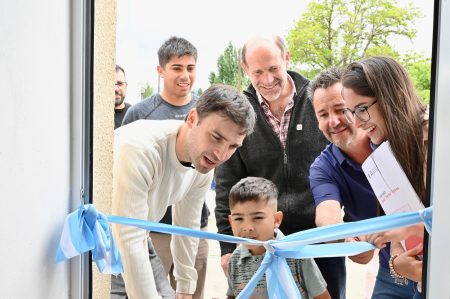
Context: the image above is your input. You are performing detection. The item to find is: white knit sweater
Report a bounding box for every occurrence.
[112,119,213,298]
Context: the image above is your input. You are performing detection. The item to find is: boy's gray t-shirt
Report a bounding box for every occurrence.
[122,93,197,125]
[226,230,327,298]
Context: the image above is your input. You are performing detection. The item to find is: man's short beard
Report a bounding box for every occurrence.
[334,136,355,149]
[115,97,125,107]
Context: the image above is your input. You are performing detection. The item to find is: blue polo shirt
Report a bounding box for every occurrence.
[309,143,389,269]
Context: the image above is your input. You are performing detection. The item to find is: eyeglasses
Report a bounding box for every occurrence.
[343,100,377,123]
[115,81,127,87]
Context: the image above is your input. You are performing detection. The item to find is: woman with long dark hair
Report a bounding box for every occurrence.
[341,56,428,299]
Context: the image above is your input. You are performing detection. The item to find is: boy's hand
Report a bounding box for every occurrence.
[221,253,232,276]
[314,289,331,299]
[176,293,192,299]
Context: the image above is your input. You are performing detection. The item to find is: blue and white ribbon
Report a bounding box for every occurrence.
[56,205,432,298]
[55,205,123,274]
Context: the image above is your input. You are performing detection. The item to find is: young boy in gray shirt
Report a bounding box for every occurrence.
[226,177,330,299]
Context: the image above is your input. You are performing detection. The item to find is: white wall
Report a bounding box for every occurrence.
[427,0,450,297]
[0,0,83,298]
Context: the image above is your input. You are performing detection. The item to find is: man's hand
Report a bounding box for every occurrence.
[315,200,342,227]
[348,249,375,264]
[176,293,193,299]
[221,253,232,276]
[346,236,375,264]
[367,224,424,248]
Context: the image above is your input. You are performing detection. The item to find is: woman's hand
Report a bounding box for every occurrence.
[393,243,423,282]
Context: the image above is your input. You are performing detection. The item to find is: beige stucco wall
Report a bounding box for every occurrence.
[92,0,116,298]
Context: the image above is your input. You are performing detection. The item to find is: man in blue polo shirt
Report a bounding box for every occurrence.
[308,67,376,229]
[308,67,420,298]
[308,66,375,269]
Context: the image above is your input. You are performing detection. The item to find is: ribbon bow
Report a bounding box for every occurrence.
[55,204,123,274]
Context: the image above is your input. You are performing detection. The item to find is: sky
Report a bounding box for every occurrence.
[116,0,435,105]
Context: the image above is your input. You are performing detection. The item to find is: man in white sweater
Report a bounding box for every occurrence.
[112,84,256,299]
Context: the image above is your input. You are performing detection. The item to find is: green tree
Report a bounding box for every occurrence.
[191,88,203,98]
[401,53,431,103]
[209,42,250,91]
[286,0,421,79]
[140,82,154,99]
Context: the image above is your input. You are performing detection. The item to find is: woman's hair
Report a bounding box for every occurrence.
[342,56,427,202]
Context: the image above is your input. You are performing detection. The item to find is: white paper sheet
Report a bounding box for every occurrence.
[362,141,425,214]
